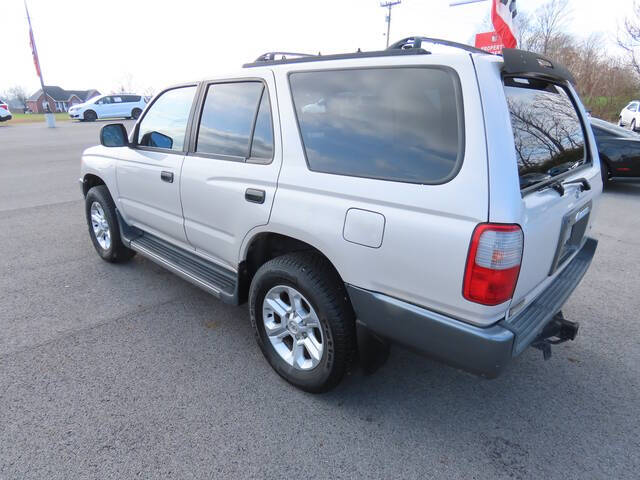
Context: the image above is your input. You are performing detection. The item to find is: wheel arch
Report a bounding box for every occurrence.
[238,230,346,305]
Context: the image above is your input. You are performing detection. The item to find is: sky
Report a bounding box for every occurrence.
[1,0,635,97]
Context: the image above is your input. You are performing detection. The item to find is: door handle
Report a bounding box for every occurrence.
[161,171,174,183]
[245,188,265,204]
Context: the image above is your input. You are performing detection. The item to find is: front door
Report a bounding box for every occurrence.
[180,74,281,270]
[116,85,198,247]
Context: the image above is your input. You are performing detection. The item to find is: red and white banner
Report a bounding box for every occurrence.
[491,0,518,49]
[475,31,504,55]
[28,25,42,78]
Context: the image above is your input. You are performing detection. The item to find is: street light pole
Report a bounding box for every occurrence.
[381,1,401,48]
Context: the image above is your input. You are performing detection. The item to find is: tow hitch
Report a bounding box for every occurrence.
[531,312,579,360]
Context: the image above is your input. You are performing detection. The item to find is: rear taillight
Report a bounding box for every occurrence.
[463,224,523,306]
[0,105,7,110]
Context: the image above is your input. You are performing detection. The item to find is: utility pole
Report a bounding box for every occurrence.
[381,1,401,48]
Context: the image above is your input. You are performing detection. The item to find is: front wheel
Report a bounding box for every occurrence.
[618,117,623,127]
[85,185,135,263]
[631,119,637,132]
[249,252,356,393]
[83,110,97,122]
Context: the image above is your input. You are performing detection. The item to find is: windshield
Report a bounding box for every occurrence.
[504,77,586,190]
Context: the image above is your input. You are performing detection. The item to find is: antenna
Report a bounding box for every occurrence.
[380,1,401,48]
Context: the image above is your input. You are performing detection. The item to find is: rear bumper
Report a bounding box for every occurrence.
[347,237,597,378]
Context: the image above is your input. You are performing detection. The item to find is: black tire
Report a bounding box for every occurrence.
[618,117,623,127]
[84,110,97,122]
[131,108,142,120]
[631,119,636,132]
[600,160,611,188]
[249,252,356,393]
[85,185,135,263]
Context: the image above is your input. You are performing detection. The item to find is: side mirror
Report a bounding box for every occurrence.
[100,123,129,147]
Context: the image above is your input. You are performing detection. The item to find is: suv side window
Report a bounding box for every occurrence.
[97,97,111,105]
[137,85,197,151]
[196,81,273,161]
[629,103,638,112]
[123,95,141,103]
[289,67,463,184]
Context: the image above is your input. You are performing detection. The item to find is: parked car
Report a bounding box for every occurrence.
[618,100,640,131]
[69,94,147,122]
[0,99,12,122]
[79,38,601,392]
[591,117,640,185]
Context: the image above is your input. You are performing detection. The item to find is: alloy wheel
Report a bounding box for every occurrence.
[262,285,324,370]
[90,201,111,250]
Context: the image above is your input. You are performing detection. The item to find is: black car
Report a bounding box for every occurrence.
[591,117,640,186]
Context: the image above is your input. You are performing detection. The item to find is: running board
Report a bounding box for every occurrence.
[127,231,238,304]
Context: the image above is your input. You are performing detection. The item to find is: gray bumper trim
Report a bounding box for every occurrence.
[346,285,514,378]
[346,237,597,378]
[501,237,597,356]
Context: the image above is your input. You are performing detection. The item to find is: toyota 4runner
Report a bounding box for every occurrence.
[80,37,601,392]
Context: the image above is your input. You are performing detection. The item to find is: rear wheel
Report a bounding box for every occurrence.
[249,252,356,393]
[131,108,142,120]
[84,110,97,122]
[600,160,611,188]
[85,185,135,263]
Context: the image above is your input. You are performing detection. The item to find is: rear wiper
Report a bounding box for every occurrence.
[536,177,591,197]
[562,177,591,192]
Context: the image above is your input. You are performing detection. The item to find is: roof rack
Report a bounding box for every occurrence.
[387,36,490,55]
[243,47,430,68]
[254,52,315,62]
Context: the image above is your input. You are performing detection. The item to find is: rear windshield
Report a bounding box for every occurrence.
[289,67,463,184]
[504,77,586,190]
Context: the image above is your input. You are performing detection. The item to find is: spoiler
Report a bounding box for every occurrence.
[502,48,576,85]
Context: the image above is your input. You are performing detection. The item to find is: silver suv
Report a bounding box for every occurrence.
[80,37,601,392]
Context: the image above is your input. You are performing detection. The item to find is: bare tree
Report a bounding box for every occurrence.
[618,0,640,77]
[528,0,571,55]
[8,86,28,109]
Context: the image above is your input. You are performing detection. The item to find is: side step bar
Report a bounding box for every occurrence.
[117,212,238,304]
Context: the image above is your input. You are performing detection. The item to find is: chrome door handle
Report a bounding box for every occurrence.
[161,171,174,183]
[245,188,265,204]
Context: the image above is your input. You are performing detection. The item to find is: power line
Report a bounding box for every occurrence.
[380,1,401,48]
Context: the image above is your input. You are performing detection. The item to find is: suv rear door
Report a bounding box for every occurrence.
[478,62,601,315]
[179,72,280,270]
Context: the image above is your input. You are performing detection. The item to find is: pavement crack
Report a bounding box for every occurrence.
[0,297,184,360]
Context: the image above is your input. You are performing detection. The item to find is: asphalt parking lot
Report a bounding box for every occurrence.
[1,120,639,479]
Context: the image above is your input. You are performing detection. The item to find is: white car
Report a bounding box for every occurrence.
[618,100,640,131]
[0,99,12,122]
[69,94,147,122]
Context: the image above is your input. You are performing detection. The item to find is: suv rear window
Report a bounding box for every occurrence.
[504,77,587,190]
[289,67,463,184]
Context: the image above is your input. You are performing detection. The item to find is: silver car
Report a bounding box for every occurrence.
[79,37,602,392]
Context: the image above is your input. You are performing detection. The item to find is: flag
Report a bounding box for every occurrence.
[491,0,518,49]
[25,2,42,79]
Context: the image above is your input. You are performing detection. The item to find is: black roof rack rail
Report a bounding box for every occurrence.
[243,47,430,68]
[254,52,315,62]
[387,36,490,55]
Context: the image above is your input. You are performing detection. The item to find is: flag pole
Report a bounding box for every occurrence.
[24,0,55,127]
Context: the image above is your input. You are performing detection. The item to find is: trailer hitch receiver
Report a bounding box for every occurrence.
[531,311,579,360]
